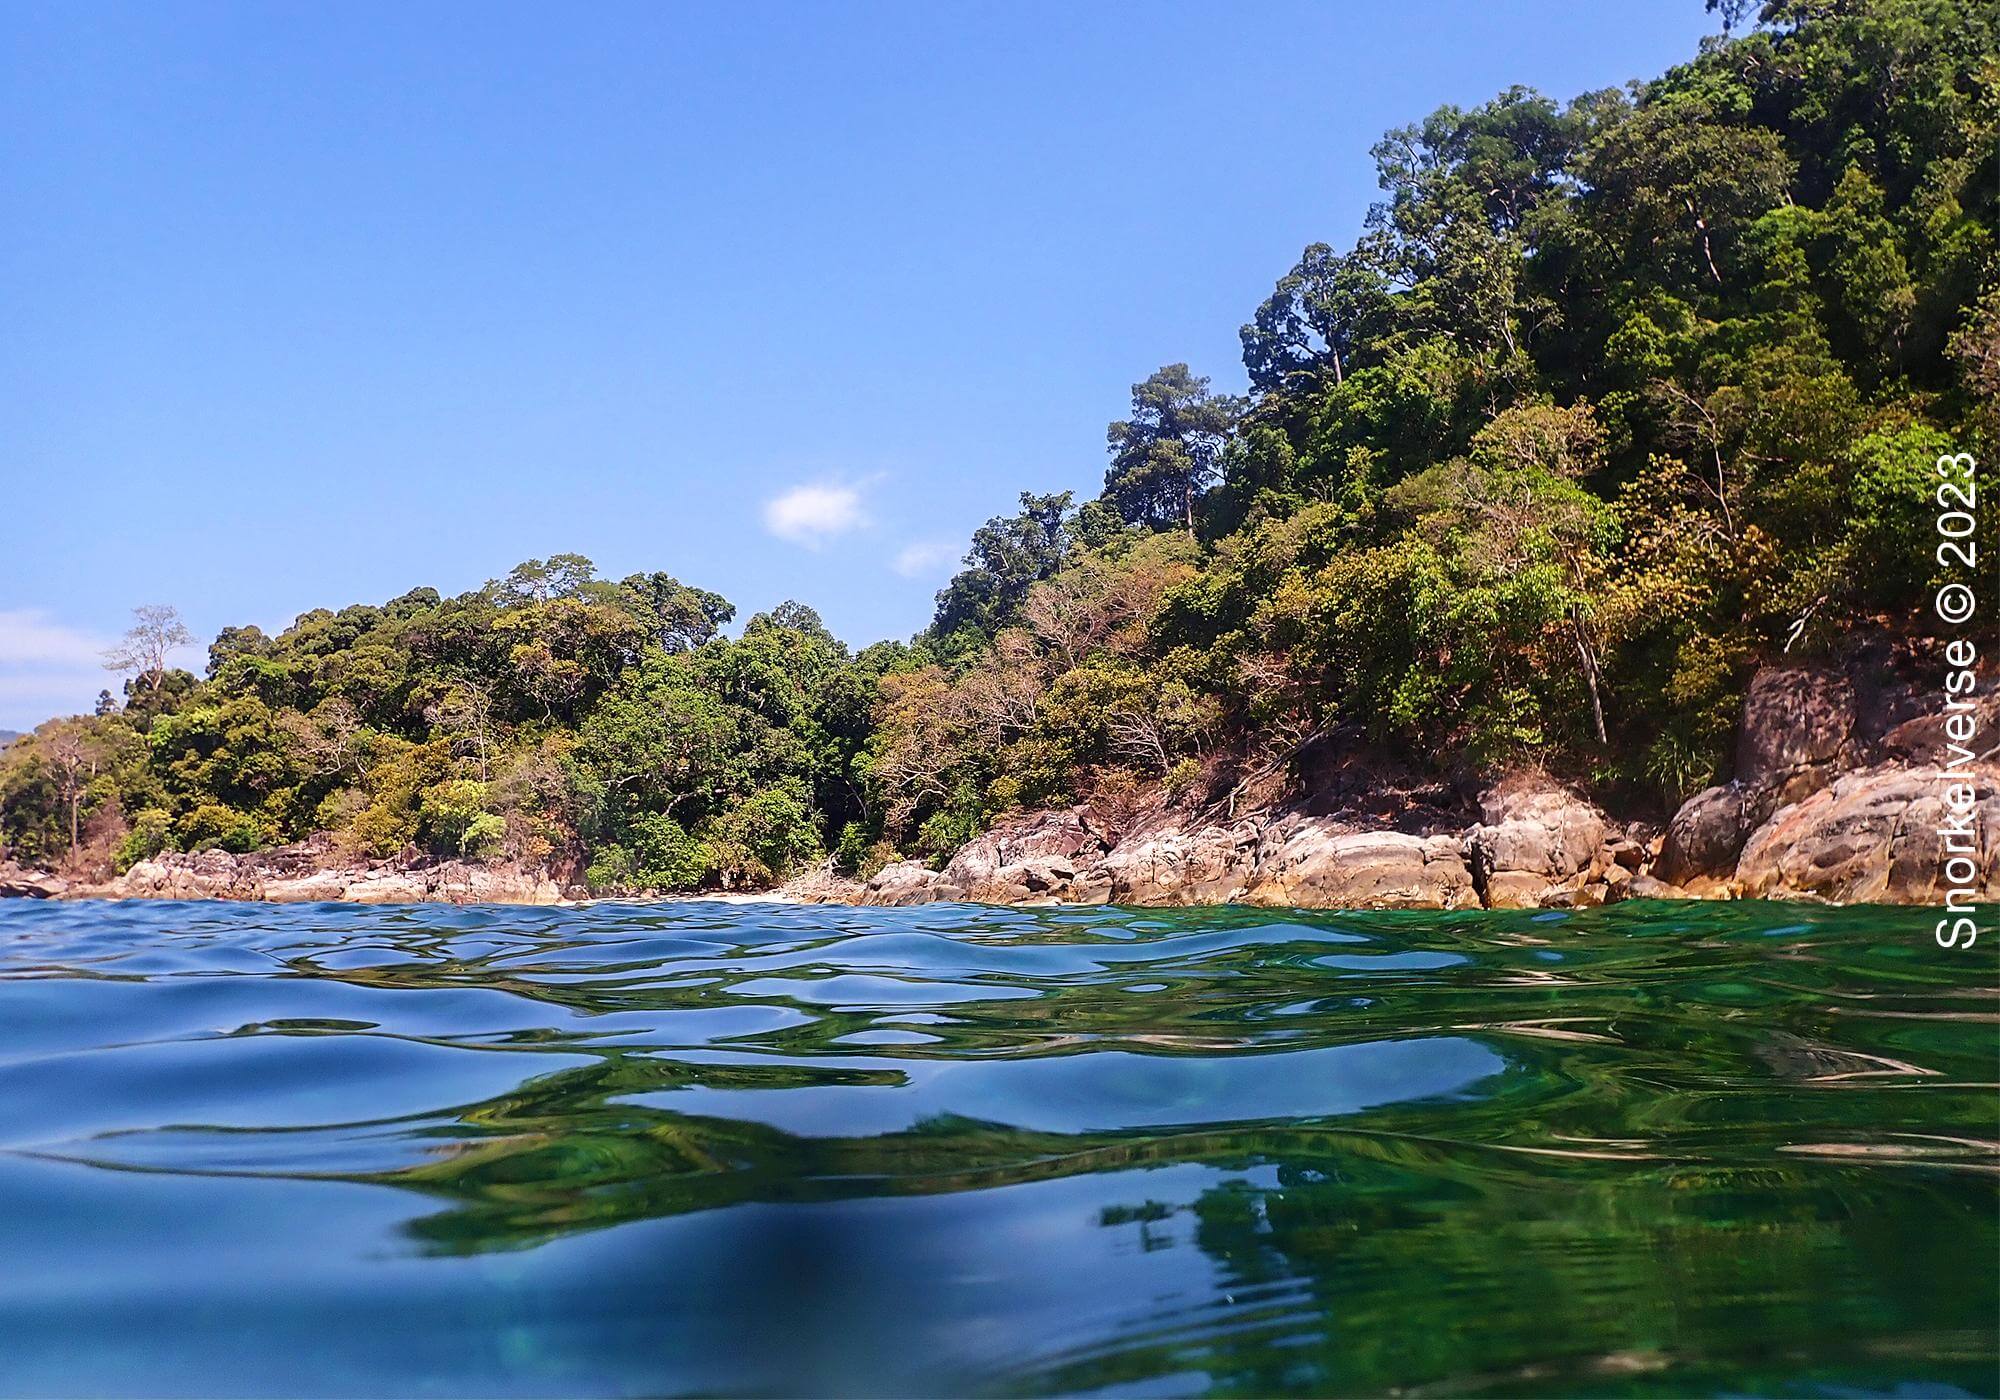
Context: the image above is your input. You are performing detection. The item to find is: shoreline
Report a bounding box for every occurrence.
[0,884,1891,912]
[7,652,1995,915]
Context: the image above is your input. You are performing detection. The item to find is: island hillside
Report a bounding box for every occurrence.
[4,0,1997,907]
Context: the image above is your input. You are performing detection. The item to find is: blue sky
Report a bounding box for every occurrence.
[0,1,1719,729]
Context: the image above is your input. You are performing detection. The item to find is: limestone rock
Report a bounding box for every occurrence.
[426,861,564,905]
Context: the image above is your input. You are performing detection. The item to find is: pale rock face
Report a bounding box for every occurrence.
[940,810,1109,903]
[0,862,67,898]
[426,861,564,905]
[261,871,362,903]
[84,848,567,905]
[1096,816,1259,906]
[848,777,1604,912]
[864,860,947,906]
[119,851,257,900]
[1467,776,1609,909]
[1243,823,1476,910]
[1735,764,2000,903]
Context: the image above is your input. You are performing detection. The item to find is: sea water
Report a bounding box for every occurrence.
[0,898,1993,1396]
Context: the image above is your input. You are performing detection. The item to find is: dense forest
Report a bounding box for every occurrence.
[4,0,1995,892]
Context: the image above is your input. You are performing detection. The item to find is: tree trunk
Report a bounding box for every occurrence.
[1572,612,1609,746]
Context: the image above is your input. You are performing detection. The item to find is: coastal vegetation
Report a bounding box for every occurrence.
[3,0,1995,892]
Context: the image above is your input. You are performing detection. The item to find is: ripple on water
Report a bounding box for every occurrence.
[0,895,1991,1398]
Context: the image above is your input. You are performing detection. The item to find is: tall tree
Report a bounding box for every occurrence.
[103,605,194,695]
[1103,366,1241,534]
[1242,242,1393,392]
[931,492,1077,641]
[43,723,95,856]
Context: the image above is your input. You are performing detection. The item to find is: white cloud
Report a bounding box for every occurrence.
[763,481,868,547]
[892,540,961,578]
[0,608,202,730]
[0,608,110,668]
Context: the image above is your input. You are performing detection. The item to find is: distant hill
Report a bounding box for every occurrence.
[0,731,21,747]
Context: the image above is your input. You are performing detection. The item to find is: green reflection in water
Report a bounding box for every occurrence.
[0,898,1992,1396]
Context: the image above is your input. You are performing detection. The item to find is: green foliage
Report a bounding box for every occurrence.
[1104,366,1242,533]
[114,808,173,872]
[420,779,503,857]
[626,813,710,890]
[932,492,1080,643]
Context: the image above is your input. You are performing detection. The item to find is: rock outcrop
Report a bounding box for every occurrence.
[1096,811,1259,905]
[0,862,66,899]
[1653,635,2000,904]
[1242,822,1477,909]
[1735,665,1863,806]
[1466,774,1609,908]
[82,845,567,905]
[939,808,1113,903]
[860,860,951,906]
[835,777,1597,912]
[1654,782,1749,888]
[1735,764,2000,903]
[825,639,1984,912]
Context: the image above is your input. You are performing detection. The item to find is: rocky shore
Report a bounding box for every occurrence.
[4,645,1993,911]
[1,837,567,906]
[799,642,2000,911]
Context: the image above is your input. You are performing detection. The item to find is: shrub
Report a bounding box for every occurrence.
[584,844,636,895]
[178,803,270,853]
[628,812,710,890]
[114,807,173,872]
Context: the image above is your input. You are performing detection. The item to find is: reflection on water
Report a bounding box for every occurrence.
[0,898,1993,1396]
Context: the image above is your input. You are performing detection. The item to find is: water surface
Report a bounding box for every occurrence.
[0,898,1993,1396]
